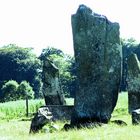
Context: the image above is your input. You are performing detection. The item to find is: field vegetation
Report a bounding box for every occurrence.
[0,92,140,140]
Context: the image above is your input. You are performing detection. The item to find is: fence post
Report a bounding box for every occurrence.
[26,96,29,117]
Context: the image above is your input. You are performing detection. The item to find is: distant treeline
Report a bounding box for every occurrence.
[0,44,76,102]
[0,38,139,102]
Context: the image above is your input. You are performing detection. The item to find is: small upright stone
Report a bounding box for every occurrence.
[127,53,140,113]
[42,58,66,105]
[71,5,121,125]
[30,107,53,133]
[132,109,140,125]
[121,43,140,91]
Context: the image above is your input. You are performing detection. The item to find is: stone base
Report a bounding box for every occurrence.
[63,122,102,131]
[71,113,110,125]
[30,105,74,133]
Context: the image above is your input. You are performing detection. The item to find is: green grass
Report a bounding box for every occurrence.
[112,92,129,122]
[1,119,140,140]
[0,99,45,120]
[1,92,140,140]
[0,98,74,120]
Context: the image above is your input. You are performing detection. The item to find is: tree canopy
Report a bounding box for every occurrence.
[0,45,76,102]
[0,44,42,100]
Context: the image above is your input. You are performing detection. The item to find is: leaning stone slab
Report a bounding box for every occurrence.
[42,58,66,105]
[30,105,73,133]
[30,107,53,133]
[132,109,140,125]
[127,53,140,113]
[71,4,121,125]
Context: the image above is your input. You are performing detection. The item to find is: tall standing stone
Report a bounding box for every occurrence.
[42,58,66,105]
[121,43,140,91]
[127,53,140,113]
[71,5,122,125]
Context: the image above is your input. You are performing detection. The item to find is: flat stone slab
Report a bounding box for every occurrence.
[45,105,74,120]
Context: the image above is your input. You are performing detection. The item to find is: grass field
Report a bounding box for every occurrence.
[0,99,45,120]
[0,92,140,140]
[0,98,73,120]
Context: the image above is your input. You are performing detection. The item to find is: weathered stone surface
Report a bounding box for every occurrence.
[127,53,140,113]
[42,58,66,105]
[30,105,73,133]
[132,109,140,125]
[71,5,121,125]
[30,107,53,133]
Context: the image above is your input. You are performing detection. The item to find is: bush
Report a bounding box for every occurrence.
[17,81,34,99]
[0,80,34,102]
[1,80,19,101]
[0,44,42,98]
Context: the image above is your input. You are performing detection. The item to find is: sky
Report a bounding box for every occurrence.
[0,0,140,56]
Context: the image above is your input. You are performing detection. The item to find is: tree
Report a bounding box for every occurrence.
[17,81,34,99]
[0,44,42,99]
[1,80,19,102]
[121,37,137,46]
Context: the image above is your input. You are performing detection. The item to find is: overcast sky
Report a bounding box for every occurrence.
[0,0,140,56]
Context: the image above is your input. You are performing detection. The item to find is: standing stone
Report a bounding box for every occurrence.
[121,43,140,91]
[71,5,121,125]
[42,58,66,105]
[127,53,140,113]
[132,109,140,125]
